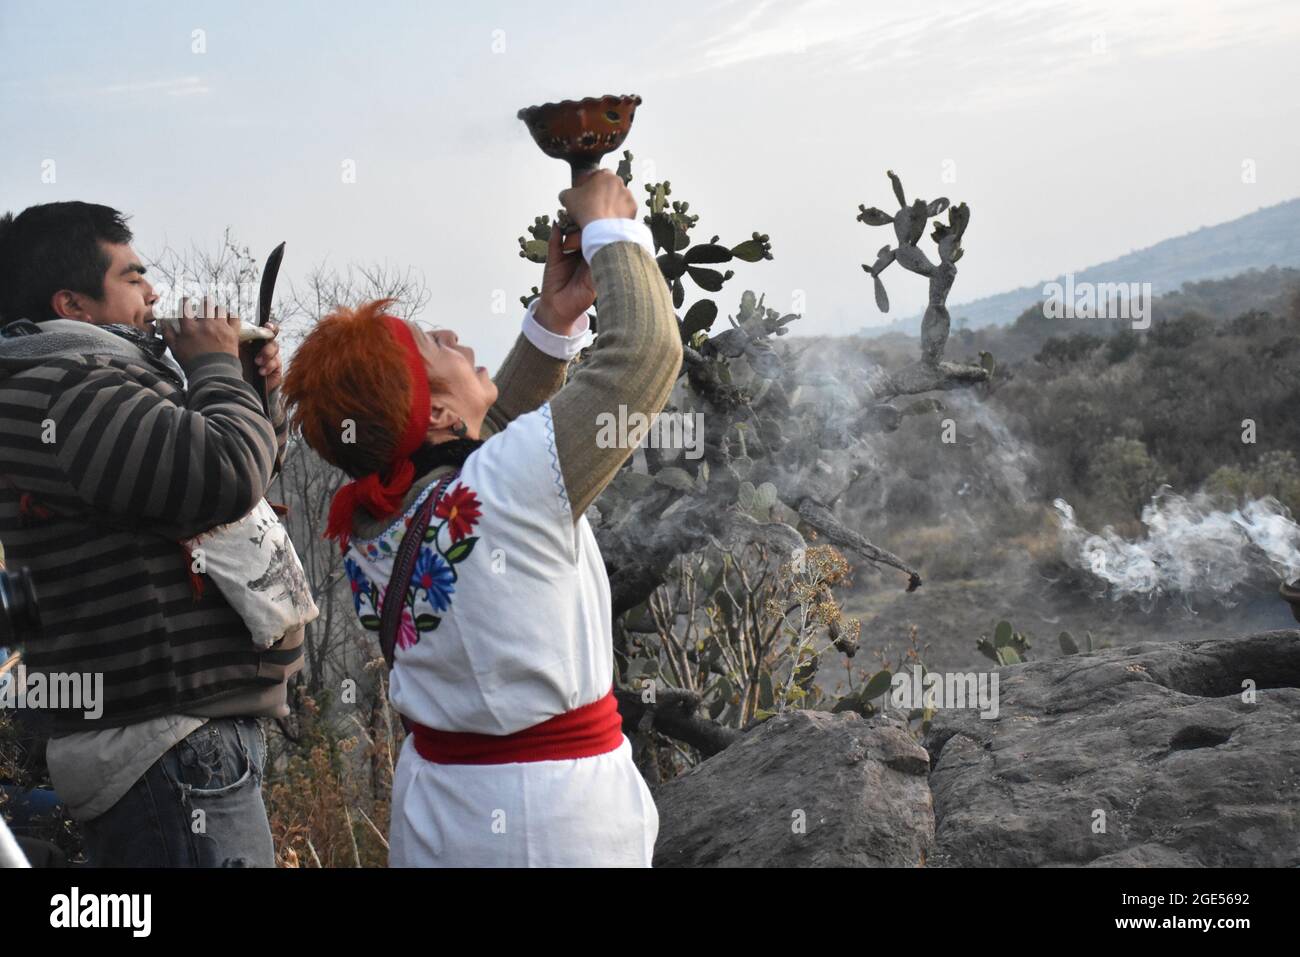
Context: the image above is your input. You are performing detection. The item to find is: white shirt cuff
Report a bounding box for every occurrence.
[521,296,593,360]
[582,217,655,264]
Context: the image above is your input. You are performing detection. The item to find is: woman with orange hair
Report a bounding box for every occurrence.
[283,170,682,866]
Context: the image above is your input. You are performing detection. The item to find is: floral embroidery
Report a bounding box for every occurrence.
[344,555,381,630]
[434,483,482,543]
[415,548,455,612]
[381,584,419,651]
[343,478,484,652]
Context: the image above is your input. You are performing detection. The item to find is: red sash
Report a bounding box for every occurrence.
[408,685,624,765]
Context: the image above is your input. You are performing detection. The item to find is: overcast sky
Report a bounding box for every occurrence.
[3,0,1298,366]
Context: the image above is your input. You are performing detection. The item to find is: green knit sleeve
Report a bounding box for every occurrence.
[549,241,683,523]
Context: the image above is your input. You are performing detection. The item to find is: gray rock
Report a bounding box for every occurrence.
[925,629,1300,867]
[651,709,933,867]
[1084,844,1204,868]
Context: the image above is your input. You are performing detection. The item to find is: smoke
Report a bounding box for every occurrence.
[1053,490,1300,608]
[943,391,1034,509]
[592,326,1042,589]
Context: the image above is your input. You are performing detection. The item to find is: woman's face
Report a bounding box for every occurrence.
[408,320,498,437]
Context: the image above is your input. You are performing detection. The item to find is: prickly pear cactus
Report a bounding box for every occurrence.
[857,171,990,396]
[977,620,1033,665]
[518,150,773,344]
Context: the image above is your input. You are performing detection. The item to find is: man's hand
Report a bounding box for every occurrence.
[162,297,240,367]
[536,223,596,334]
[246,323,282,391]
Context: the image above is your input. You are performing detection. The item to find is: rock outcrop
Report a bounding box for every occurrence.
[925,629,1300,866]
[648,630,1300,867]
[651,710,933,867]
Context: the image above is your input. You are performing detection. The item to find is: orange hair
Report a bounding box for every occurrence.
[283,298,433,478]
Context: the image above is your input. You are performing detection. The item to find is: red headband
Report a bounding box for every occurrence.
[325,315,431,549]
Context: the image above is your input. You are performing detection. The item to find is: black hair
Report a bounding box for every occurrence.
[0,201,133,325]
[407,437,486,478]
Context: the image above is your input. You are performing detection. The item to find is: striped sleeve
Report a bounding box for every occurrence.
[44,352,278,538]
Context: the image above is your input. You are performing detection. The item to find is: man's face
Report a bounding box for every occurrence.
[407,320,498,435]
[56,241,158,331]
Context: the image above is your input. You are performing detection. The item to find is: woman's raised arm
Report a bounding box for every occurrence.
[480,301,589,439]
[550,233,682,523]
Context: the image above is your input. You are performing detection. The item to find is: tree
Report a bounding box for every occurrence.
[1036,333,1103,366]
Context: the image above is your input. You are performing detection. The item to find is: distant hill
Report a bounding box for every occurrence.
[875,197,1300,334]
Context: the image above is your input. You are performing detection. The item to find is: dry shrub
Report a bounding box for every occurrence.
[264,665,398,868]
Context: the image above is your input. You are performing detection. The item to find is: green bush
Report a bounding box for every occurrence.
[1206,450,1300,516]
[1104,329,1141,364]
[1035,333,1104,366]
[1089,437,1167,519]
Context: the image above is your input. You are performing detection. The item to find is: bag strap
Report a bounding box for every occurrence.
[377,472,457,671]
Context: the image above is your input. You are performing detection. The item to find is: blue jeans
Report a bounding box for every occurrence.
[81,716,276,867]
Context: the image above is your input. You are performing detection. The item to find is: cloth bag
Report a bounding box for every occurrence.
[183,498,319,649]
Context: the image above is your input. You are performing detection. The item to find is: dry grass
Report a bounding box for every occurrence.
[264,665,398,868]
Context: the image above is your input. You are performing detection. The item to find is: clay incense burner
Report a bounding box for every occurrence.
[517,94,642,253]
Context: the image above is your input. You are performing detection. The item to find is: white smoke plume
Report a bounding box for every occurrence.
[1054,490,1300,608]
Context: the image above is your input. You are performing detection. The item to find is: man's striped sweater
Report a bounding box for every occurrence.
[0,319,301,733]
